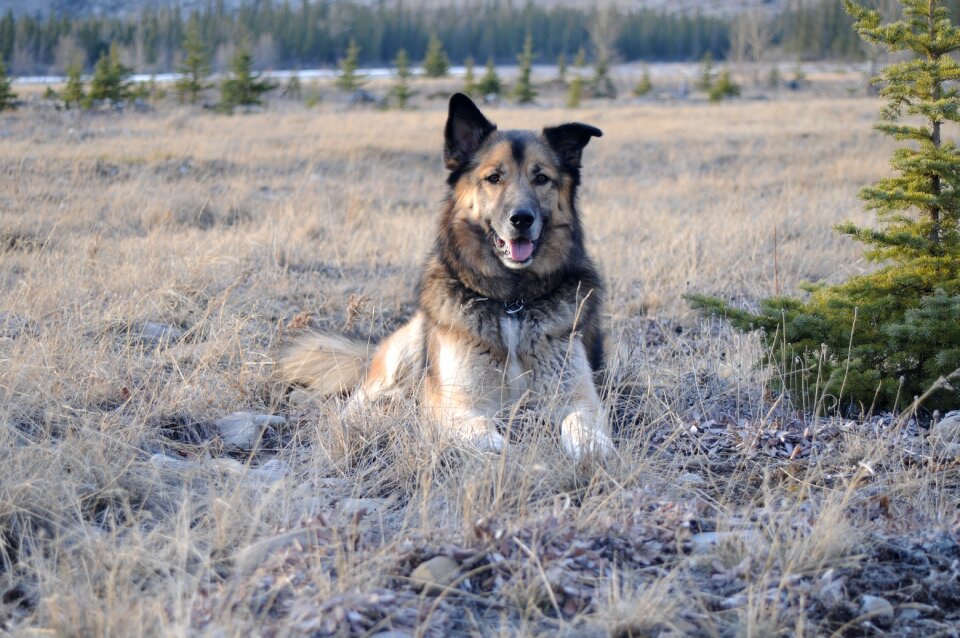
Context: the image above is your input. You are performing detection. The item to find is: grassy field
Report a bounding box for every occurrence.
[1,84,959,637]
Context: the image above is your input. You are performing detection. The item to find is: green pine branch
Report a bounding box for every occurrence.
[688,0,960,412]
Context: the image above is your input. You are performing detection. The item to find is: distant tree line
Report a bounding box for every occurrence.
[0,0,951,75]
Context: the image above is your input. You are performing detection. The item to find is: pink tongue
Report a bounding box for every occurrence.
[509,239,534,262]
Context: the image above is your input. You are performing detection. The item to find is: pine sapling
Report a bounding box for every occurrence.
[336,38,365,92]
[0,59,16,111]
[633,67,653,97]
[423,33,449,78]
[688,0,960,413]
[477,57,501,98]
[463,56,477,96]
[512,33,536,104]
[175,18,211,104]
[391,48,416,109]
[219,45,277,112]
[62,62,85,108]
[566,74,583,108]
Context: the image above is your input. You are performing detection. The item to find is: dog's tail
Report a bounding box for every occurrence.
[278,332,371,397]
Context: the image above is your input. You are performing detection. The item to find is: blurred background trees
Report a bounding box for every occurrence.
[0,0,878,76]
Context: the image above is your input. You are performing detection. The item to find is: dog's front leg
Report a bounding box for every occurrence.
[423,331,506,452]
[553,342,614,460]
[558,389,613,460]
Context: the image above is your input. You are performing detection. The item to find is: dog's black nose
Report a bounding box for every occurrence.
[510,210,535,230]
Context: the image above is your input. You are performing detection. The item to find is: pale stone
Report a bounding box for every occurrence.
[410,556,460,594]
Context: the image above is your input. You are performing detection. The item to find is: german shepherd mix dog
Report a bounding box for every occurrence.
[281,93,613,459]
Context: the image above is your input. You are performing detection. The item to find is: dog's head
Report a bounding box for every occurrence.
[442,93,601,275]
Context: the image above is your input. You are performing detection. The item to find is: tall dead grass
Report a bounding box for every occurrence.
[1,96,955,636]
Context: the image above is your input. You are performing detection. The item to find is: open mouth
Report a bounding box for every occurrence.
[492,233,537,264]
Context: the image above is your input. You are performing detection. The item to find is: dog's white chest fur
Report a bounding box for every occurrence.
[499,315,526,400]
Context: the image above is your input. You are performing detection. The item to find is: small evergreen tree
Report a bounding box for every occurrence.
[767,65,781,89]
[476,57,501,98]
[566,73,583,108]
[391,48,415,108]
[557,52,567,84]
[88,43,132,103]
[284,71,302,100]
[148,75,166,101]
[219,45,277,112]
[131,80,151,101]
[708,69,740,102]
[463,55,477,96]
[633,66,653,97]
[304,81,322,108]
[336,38,365,91]
[697,51,715,91]
[573,46,587,69]
[688,0,960,413]
[512,33,536,104]
[591,50,616,98]
[0,59,16,111]
[422,33,449,78]
[62,62,85,108]
[790,64,807,90]
[175,18,212,104]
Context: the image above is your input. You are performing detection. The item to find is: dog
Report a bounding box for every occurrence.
[280,93,613,459]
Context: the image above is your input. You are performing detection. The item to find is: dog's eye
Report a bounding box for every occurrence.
[486,173,501,184]
[533,174,550,186]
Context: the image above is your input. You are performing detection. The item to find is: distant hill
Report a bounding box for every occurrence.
[4,0,789,18]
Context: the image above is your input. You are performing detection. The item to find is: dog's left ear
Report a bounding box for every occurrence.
[444,93,497,171]
[542,123,603,170]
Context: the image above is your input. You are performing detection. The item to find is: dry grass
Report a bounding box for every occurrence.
[1,89,958,637]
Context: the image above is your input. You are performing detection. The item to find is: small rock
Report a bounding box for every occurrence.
[860,595,894,627]
[209,458,289,484]
[818,569,847,608]
[149,453,196,472]
[164,342,211,363]
[235,527,326,575]
[932,412,960,446]
[410,556,460,594]
[340,497,391,515]
[208,457,245,473]
[898,608,923,621]
[688,529,759,555]
[214,412,285,449]
[683,554,719,571]
[138,321,185,346]
[248,459,289,484]
[370,633,414,638]
[678,472,705,487]
[689,531,722,554]
[721,593,748,609]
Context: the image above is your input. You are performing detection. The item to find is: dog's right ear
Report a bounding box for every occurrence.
[444,93,496,171]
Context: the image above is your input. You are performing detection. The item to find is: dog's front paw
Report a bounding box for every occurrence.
[451,416,506,453]
[471,428,506,453]
[561,410,613,460]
